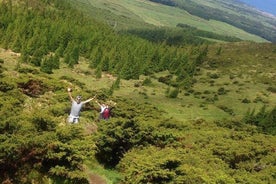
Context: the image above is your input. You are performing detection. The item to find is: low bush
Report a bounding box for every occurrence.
[241,98,251,103]
[142,77,152,86]
[243,106,276,135]
[208,73,220,79]
[217,87,227,95]
[0,81,15,92]
[168,88,179,98]
[217,105,235,115]
[158,75,173,85]
[267,86,276,93]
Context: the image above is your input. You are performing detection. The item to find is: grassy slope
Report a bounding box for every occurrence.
[2,41,274,123]
[194,0,276,27]
[1,42,275,182]
[69,0,268,42]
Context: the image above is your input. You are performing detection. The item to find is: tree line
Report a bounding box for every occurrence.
[0,0,209,89]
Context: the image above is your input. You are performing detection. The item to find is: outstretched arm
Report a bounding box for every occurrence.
[83,97,94,104]
[95,100,101,107]
[68,88,74,102]
[83,95,97,104]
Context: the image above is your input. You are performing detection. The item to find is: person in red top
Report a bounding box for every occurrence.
[95,100,116,120]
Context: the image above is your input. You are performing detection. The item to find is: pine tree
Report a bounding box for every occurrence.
[121,54,140,80]
[195,45,208,66]
[40,57,53,74]
[101,55,110,72]
[95,64,102,79]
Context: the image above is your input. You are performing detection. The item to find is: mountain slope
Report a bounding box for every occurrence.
[0,0,276,183]
[150,0,276,42]
[68,0,275,42]
[239,0,276,16]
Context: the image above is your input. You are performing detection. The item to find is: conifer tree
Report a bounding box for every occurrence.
[101,55,110,72]
[19,46,30,63]
[121,54,140,80]
[11,35,22,53]
[89,46,103,68]
[40,57,53,74]
[195,45,208,66]
[55,45,64,58]
[112,75,121,90]
[95,64,102,79]
[71,45,80,65]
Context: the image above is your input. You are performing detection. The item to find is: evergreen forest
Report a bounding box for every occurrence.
[0,0,275,183]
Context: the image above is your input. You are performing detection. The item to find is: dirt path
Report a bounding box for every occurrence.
[88,173,107,184]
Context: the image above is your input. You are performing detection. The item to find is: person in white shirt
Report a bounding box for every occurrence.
[67,88,94,124]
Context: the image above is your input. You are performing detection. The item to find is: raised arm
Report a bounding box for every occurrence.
[95,100,101,107]
[68,88,74,102]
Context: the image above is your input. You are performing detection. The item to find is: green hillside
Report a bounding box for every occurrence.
[150,0,276,42]
[1,41,276,184]
[68,0,268,42]
[0,0,275,183]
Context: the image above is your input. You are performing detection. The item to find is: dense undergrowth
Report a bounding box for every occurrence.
[0,53,275,183]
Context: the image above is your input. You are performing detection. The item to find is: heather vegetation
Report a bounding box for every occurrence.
[0,0,275,183]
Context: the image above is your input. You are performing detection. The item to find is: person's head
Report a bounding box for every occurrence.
[76,95,82,103]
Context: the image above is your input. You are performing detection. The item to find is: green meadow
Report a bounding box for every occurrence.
[74,0,267,42]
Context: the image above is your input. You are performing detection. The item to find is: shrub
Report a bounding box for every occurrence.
[229,74,235,80]
[0,81,15,92]
[243,106,276,135]
[209,80,215,84]
[134,82,141,87]
[17,67,39,74]
[233,80,239,84]
[208,73,220,79]
[95,118,178,167]
[184,92,190,96]
[142,77,152,86]
[158,75,172,85]
[217,105,235,115]
[267,86,276,93]
[168,88,179,98]
[32,111,57,131]
[118,146,236,184]
[241,98,251,103]
[217,87,227,95]
[253,96,266,103]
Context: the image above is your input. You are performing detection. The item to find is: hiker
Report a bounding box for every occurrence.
[67,87,95,124]
[95,100,116,120]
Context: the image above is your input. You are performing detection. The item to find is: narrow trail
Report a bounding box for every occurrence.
[88,173,107,184]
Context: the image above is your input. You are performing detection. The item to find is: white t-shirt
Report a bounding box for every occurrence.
[70,101,84,117]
